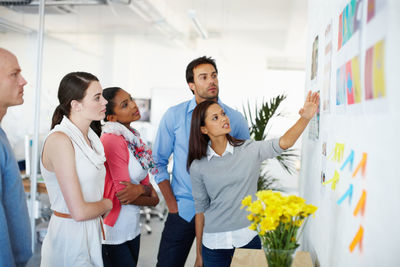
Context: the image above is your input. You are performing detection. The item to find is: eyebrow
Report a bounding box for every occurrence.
[93,93,101,98]
[11,68,21,73]
[198,71,217,77]
[119,96,131,107]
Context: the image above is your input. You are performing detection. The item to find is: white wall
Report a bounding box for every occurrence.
[301,0,400,266]
[0,13,306,190]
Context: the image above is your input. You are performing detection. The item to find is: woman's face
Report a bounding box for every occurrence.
[201,103,231,138]
[109,89,141,126]
[79,81,107,121]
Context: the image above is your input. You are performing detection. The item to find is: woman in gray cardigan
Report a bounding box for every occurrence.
[187,91,319,267]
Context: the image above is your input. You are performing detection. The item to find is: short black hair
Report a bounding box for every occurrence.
[185,56,218,85]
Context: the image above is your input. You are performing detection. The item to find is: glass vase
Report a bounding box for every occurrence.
[263,247,296,267]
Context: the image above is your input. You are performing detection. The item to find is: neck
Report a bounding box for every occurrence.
[69,112,91,137]
[195,96,218,104]
[0,106,6,122]
[210,135,228,156]
[122,122,131,130]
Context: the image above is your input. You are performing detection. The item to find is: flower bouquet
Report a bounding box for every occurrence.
[241,190,317,267]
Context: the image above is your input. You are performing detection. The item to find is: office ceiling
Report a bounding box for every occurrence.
[0,0,308,68]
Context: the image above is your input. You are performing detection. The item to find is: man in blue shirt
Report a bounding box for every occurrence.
[154,56,250,267]
[0,48,32,267]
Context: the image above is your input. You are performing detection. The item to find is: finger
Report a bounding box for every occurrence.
[315,93,320,105]
[306,91,312,102]
[314,92,319,103]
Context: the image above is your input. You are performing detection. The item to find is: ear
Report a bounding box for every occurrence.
[200,126,208,135]
[70,100,82,112]
[107,114,117,122]
[188,82,196,94]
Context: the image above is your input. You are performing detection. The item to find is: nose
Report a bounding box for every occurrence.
[101,96,108,105]
[20,74,27,86]
[130,100,137,109]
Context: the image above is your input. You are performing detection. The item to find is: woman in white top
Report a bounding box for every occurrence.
[101,87,159,267]
[40,72,112,267]
[187,92,319,267]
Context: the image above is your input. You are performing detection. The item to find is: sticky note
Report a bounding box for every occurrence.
[340,150,354,171]
[352,153,367,178]
[337,184,353,205]
[323,170,340,190]
[330,143,345,162]
[353,190,367,217]
[349,225,364,252]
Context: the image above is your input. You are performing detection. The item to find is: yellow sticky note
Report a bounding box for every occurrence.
[330,143,345,162]
[373,40,385,98]
[353,190,367,217]
[352,153,367,178]
[322,170,340,190]
[349,225,364,252]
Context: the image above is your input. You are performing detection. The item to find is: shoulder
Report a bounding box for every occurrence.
[235,139,256,151]
[100,133,126,146]
[163,100,190,117]
[46,131,73,147]
[100,133,128,155]
[189,158,204,174]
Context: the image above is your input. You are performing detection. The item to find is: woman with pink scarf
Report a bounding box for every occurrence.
[100,87,159,267]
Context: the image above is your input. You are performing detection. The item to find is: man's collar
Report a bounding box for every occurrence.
[187,97,224,113]
[206,141,234,161]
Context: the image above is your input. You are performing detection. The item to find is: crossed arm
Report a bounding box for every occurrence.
[42,132,112,221]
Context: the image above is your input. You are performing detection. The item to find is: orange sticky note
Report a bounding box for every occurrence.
[349,225,364,252]
[353,190,367,217]
[352,153,367,178]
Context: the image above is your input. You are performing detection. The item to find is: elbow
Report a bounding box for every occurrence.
[279,137,294,150]
[70,211,87,222]
[151,196,160,207]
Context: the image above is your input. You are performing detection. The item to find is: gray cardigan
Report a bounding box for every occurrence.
[189,138,284,233]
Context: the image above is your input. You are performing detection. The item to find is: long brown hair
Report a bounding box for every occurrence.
[187,100,244,171]
[51,72,102,136]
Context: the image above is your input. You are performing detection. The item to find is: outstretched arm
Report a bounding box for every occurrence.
[279,91,319,150]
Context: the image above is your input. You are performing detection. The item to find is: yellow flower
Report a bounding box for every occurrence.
[248,200,263,215]
[249,222,258,231]
[241,195,252,208]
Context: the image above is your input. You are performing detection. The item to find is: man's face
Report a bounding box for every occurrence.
[0,51,27,108]
[189,63,219,103]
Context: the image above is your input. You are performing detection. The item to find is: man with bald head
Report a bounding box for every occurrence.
[0,48,32,266]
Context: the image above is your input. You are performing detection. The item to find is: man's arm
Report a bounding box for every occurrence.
[158,180,178,213]
[153,109,178,213]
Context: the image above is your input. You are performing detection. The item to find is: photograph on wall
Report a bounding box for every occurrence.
[135,98,151,122]
[345,56,362,105]
[311,35,319,80]
[336,65,346,107]
[365,39,385,100]
[323,23,333,112]
[367,0,388,22]
[308,90,320,141]
[338,0,363,51]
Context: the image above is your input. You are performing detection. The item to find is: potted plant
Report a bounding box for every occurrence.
[243,95,298,191]
[241,190,317,267]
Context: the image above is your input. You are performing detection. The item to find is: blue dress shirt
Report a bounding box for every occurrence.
[0,127,32,267]
[153,97,250,222]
